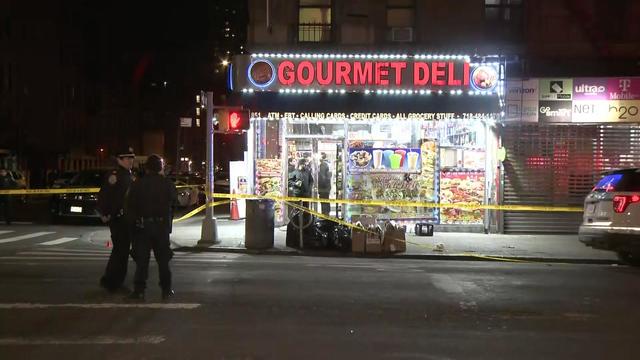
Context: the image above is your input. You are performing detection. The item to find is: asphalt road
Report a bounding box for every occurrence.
[1,224,640,359]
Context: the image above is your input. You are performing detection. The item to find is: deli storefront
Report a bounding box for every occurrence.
[503,77,640,233]
[230,53,504,232]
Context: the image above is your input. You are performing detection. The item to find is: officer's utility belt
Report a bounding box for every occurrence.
[135,217,166,229]
[142,217,166,223]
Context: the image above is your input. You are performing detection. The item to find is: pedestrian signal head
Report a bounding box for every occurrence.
[218,108,250,132]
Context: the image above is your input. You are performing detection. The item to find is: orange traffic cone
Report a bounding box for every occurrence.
[230,190,240,221]
[106,240,112,248]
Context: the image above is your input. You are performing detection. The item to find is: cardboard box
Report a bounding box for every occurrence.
[383,221,407,253]
[352,216,376,253]
[351,222,366,253]
[351,215,376,227]
[365,224,383,253]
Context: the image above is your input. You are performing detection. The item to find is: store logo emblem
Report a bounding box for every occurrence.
[470,65,499,92]
[509,87,535,94]
[620,79,632,92]
[550,81,564,94]
[539,106,571,117]
[247,59,276,88]
[574,84,605,95]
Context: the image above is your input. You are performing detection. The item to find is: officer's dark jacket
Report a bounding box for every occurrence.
[96,166,133,217]
[126,173,177,221]
[318,160,331,193]
[288,167,313,198]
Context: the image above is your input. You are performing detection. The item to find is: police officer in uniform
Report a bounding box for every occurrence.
[127,154,177,300]
[97,146,135,292]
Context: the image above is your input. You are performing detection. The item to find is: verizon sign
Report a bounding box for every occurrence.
[505,79,538,122]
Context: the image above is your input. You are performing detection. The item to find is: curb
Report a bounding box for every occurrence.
[173,246,621,265]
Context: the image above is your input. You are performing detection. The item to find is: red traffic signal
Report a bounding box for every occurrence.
[229,111,242,130]
[218,109,250,132]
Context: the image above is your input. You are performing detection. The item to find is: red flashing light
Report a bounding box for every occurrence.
[613,195,640,213]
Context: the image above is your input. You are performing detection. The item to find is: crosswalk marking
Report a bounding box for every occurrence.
[38,237,78,246]
[0,303,200,309]
[0,230,14,236]
[0,248,239,264]
[0,336,166,345]
[0,232,55,244]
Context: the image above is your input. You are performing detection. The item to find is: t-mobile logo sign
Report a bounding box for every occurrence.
[619,79,632,92]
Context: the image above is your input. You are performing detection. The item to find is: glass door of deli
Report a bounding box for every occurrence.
[284,138,343,218]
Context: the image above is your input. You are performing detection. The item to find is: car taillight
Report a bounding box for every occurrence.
[613,195,640,213]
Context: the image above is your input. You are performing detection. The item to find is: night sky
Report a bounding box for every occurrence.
[0,0,248,182]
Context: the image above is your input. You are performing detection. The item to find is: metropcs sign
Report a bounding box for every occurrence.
[231,54,501,93]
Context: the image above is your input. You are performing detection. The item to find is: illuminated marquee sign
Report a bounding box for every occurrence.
[249,112,498,121]
[232,54,501,94]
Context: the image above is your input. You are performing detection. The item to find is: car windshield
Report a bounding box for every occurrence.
[594,172,640,192]
[69,171,105,187]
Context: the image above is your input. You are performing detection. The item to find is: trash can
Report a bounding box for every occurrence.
[245,199,275,249]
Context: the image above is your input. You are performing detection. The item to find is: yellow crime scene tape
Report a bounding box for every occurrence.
[0,186,584,212]
[0,184,194,195]
[173,200,231,223]
[207,192,584,213]
[0,186,562,263]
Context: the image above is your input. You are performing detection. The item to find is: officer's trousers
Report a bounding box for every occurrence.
[101,217,131,289]
[319,191,330,216]
[132,223,172,291]
[0,196,11,225]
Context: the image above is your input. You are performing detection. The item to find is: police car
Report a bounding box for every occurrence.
[579,169,640,265]
[50,169,107,223]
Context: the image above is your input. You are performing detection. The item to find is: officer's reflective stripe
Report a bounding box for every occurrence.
[0,230,14,236]
[0,232,55,244]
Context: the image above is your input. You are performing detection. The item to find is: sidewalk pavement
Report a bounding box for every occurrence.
[89,216,619,264]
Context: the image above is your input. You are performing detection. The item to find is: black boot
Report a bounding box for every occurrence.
[161,289,174,300]
[100,277,117,293]
[128,289,145,301]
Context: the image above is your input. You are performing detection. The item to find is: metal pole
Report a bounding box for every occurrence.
[298,201,304,249]
[199,91,219,245]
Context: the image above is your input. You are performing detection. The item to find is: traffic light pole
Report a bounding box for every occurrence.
[198,91,219,245]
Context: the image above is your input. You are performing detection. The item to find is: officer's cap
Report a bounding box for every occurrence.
[116,145,136,158]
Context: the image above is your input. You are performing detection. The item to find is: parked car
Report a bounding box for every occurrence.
[170,175,206,208]
[579,168,640,265]
[50,169,107,222]
[214,171,230,194]
[51,171,77,188]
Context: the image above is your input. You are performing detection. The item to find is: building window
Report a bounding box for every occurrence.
[298,0,332,42]
[484,0,523,40]
[387,0,415,42]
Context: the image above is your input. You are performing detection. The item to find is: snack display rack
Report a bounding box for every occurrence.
[255,158,284,222]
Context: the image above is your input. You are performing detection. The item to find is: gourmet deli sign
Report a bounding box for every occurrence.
[231,54,500,93]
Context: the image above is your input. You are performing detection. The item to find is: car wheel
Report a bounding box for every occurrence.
[616,251,640,266]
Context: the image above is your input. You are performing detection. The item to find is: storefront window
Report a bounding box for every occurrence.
[342,117,488,227]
